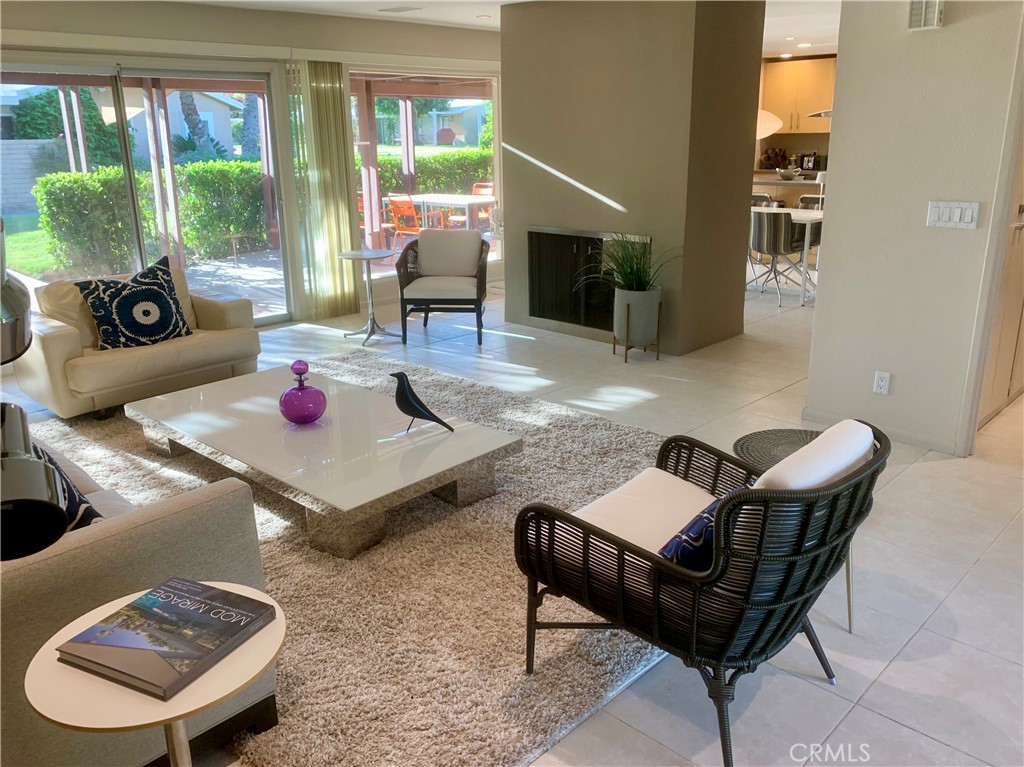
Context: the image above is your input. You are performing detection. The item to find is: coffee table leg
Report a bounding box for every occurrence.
[141,425,190,458]
[164,720,193,767]
[306,506,389,559]
[432,457,496,507]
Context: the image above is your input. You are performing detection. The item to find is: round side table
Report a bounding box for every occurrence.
[339,249,402,345]
[25,582,285,767]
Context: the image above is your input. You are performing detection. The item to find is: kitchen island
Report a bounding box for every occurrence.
[753,172,824,207]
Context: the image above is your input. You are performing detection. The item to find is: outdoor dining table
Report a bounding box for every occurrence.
[750,206,823,305]
[410,193,496,231]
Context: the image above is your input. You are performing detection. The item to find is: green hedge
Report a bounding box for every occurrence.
[34,167,155,276]
[176,161,267,259]
[33,160,266,273]
[355,148,493,194]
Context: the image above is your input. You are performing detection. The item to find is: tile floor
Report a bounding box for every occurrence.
[3,287,1021,767]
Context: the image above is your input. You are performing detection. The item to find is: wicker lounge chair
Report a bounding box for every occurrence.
[514,421,890,767]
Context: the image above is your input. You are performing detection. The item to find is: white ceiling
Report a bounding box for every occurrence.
[183,0,841,55]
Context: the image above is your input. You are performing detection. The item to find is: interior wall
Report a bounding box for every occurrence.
[501,1,763,355]
[804,1,1024,453]
[0,1,500,61]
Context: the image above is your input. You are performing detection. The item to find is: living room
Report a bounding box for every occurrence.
[1,2,1022,767]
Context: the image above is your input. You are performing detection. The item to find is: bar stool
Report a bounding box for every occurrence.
[749,209,804,306]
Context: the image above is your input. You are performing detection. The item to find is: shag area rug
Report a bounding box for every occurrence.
[31,351,667,767]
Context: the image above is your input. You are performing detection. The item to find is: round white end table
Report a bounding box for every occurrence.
[339,249,402,345]
[25,582,286,767]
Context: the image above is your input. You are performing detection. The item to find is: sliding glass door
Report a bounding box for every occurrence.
[1,69,288,320]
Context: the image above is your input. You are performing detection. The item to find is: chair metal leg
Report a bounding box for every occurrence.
[802,617,837,685]
[476,305,484,345]
[846,546,854,634]
[400,303,408,344]
[704,667,739,767]
[423,310,429,328]
[770,256,782,306]
[525,576,540,674]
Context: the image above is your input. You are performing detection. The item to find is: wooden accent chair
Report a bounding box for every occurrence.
[447,182,494,230]
[389,193,445,249]
[396,229,490,345]
[515,420,890,767]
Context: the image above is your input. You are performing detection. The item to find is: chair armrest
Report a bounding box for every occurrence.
[192,293,255,330]
[396,241,421,290]
[421,209,445,228]
[656,436,759,497]
[476,239,490,299]
[11,315,87,417]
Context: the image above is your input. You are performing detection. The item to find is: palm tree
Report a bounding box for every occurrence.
[241,93,260,156]
[178,91,210,150]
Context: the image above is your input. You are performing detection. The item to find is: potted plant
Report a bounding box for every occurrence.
[575,232,678,357]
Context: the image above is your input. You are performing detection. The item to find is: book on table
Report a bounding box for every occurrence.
[56,577,276,701]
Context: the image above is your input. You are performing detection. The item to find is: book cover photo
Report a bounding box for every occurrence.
[57,577,276,700]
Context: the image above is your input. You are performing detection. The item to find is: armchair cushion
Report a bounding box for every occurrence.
[30,444,103,531]
[753,419,874,491]
[416,229,483,276]
[74,257,192,351]
[574,467,716,554]
[402,276,478,300]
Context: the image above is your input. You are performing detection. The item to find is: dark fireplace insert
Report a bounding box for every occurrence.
[527,227,613,331]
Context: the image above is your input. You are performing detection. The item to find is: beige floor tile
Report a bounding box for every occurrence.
[737,390,809,425]
[684,410,807,454]
[605,658,852,767]
[816,706,987,767]
[860,629,1024,767]
[963,432,1024,479]
[822,535,970,626]
[978,405,1023,442]
[863,491,1008,567]
[873,439,930,489]
[878,454,1024,521]
[924,552,1024,664]
[767,590,918,702]
[529,711,695,767]
[975,512,1023,581]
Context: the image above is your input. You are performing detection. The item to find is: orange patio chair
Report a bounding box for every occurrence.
[357,192,395,248]
[389,193,445,249]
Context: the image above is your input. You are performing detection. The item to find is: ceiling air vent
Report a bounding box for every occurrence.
[908,0,944,30]
[378,6,423,13]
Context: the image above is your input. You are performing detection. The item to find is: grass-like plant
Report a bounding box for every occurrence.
[574,232,679,292]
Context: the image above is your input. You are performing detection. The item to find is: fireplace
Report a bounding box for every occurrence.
[527,227,613,331]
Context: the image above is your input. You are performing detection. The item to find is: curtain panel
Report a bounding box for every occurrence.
[288,61,360,319]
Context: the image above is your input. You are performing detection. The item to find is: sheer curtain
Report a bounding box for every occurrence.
[288,61,360,319]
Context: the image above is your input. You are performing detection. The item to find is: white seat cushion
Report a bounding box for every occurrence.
[402,276,478,300]
[66,328,260,395]
[84,489,139,520]
[416,229,482,276]
[574,467,716,554]
[753,419,874,490]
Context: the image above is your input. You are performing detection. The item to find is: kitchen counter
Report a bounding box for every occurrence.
[753,177,823,187]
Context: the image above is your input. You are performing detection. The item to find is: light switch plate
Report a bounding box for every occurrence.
[927,201,980,229]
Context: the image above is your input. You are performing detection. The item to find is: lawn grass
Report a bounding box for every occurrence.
[4,216,54,279]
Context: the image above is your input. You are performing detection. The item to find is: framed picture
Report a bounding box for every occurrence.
[801,154,817,171]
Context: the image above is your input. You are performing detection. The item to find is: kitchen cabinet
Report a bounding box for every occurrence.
[762,58,835,134]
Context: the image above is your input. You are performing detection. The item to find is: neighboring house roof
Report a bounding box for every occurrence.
[199,92,245,111]
[0,84,50,107]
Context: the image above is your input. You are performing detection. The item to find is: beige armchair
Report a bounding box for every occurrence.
[13,268,260,419]
[396,229,489,345]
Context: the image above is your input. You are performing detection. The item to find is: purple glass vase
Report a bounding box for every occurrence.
[279,360,327,424]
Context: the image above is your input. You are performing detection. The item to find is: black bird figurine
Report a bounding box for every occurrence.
[390,372,454,433]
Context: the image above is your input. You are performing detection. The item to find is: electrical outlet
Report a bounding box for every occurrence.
[873,371,891,395]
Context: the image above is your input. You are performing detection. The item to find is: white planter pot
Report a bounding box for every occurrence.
[613,287,661,346]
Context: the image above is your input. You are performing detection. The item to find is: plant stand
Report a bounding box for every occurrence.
[612,300,662,363]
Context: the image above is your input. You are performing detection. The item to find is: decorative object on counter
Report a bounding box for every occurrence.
[575,232,678,364]
[390,372,454,433]
[760,147,788,170]
[776,167,802,180]
[755,109,784,140]
[279,360,328,425]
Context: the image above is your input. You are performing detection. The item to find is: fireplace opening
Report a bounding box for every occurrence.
[527,227,613,331]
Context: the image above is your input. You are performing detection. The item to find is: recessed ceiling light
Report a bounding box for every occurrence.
[785,36,795,41]
[779,53,793,59]
[477,14,491,19]
[797,43,813,48]
[378,6,421,13]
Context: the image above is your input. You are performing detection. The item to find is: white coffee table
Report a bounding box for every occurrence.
[25,582,285,767]
[125,368,523,558]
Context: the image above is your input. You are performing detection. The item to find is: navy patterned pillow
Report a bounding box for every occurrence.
[31,444,103,531]
[659,498,720,572]
[75,257,192,350]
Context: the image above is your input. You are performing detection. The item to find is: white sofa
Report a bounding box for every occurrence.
[13,269,261,418]
[0,439,277,767]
